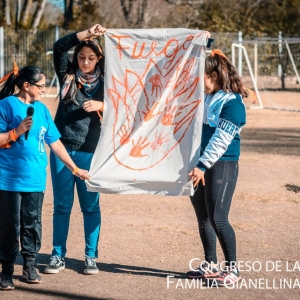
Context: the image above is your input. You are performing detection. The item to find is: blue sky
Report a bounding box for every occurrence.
[48,0,63,11]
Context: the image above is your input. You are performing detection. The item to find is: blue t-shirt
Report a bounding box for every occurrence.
[0,96,61,192]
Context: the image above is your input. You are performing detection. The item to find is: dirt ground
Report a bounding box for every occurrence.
[1,91,300,300]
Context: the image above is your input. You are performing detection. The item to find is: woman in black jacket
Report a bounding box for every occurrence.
[44,24,107,275]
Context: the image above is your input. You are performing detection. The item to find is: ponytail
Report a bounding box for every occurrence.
[0,65,44,100]
[0,62,19,100]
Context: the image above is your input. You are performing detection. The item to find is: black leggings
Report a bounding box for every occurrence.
[190,160,238,267]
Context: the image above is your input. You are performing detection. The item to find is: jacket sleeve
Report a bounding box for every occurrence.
[197,96,246,171]
[53,32,80,84]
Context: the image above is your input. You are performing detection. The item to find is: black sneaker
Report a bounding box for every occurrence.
[0,272,15,290]
[84,256,99,275]
[187,261,220,279]
[44,256,65,274]
[22,266,41,284]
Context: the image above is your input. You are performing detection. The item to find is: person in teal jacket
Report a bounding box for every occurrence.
[187,49,247,287]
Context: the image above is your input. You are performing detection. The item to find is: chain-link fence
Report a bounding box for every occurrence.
[0,28,72,83]
[0,28,299,90]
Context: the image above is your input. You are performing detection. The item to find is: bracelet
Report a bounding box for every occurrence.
[72,167,79,175]
[88,28,92,35]
[9,129,19,142]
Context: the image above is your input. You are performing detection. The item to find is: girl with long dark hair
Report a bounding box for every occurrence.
[187,49,247,286]
[44,24,107,275]
[0,65,89,290]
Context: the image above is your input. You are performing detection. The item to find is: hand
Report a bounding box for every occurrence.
[88,24,107,37]
[17,116,33,135]
[188,167,205,187]
[83,100,104,112]
[74,169,90,180]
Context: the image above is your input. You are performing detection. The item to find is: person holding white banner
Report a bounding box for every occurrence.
[187,49,247,286]
[44,24,107,275]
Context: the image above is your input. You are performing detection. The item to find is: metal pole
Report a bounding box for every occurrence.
[278,31,282,77]
[45,26,61,97]
[55,26,59,41]
[254,43,257,85]
[285,42,300,85]
[55,26,60,95]
[232,43,263,109]
[242,45,263,108]
[0,27,4,78]
[232,43,236,67]
[238,31,243,76]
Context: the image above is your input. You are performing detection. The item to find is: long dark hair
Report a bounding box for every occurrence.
[0,66,45,100]
[62,38,105,103]
[205,54,248,98]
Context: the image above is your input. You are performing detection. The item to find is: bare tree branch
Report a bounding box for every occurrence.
[20,0,33,27]
[135,0,148,27]
[120,0,134,25]
[0,0,11,26]
[64,0,74,28]
[31,0,47,30]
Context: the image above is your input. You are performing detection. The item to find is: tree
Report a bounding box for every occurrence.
[0,0,48,30]
[31,0,47,30]
[120,0,148,28]
[19,0,33,28]
[15,0,21,30]
[61,0,104,30]
[64,0,74,29]
[0,0,12,26]
[161,0,202,29]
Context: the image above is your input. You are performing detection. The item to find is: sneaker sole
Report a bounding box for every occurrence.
[22,274,41,284]
[187,272,220,279]
[84,269,99,275]
[216,276,242,287]
[44,266,65,274]
[0,285,15,291]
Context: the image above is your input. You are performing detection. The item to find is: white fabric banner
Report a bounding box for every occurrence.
[86,28,209,196]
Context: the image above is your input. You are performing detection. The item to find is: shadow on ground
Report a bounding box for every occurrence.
[241,127,300,156]
[5,284,110,300]
[15,253,184,278]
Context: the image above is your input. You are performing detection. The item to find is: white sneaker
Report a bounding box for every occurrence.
[44,256,65,274]
[215,267,241,286]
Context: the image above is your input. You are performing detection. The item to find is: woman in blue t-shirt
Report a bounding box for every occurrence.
[0,65,90,291]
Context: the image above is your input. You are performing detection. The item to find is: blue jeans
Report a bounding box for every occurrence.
[50,149,101,258]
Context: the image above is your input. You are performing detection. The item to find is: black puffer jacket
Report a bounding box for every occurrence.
[53,32,104,153]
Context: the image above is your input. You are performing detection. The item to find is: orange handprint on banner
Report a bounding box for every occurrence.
[142,101,161,122]
[151,132,170,150]
[107,32,207,171]
[149,74,163,97]
[130,136,151,157]
[161,105,182,126]
[118,124,135,145]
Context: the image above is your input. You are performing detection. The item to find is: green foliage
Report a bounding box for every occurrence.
[0,0,299,37]
[63,1,103,30]
[192,0,300,37]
